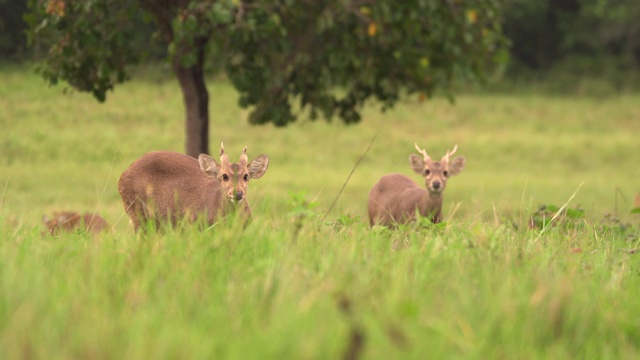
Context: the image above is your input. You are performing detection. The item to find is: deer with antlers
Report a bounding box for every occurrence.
[118,143,269,231]
[368,143,465,227]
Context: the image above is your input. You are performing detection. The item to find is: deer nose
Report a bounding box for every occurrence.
[432,181,442,190]
[234,192,244,201]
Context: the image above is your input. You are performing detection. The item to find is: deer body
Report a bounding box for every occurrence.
[368,144,465,227]
[118,144,269,231]
[43,211,110,236]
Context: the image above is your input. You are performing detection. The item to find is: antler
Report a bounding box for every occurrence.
[239,146,248,166]
[442,144,458,163]
[414,142,431,161]
[220,141,230,167]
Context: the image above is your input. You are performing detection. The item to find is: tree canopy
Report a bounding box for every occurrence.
[27,0,508,157]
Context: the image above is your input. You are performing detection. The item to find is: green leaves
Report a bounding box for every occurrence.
[530,204,586,231]
[171,1,236,68]
[26,0,141,102]
[216,0,508,125]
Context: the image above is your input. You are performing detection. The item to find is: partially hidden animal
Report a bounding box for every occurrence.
[368,143,465,227]
[118,143,269,231]
[43,211,110,236]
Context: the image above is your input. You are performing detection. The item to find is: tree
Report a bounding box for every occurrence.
[27,0,508,158]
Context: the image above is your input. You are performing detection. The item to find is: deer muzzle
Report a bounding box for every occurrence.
[428,180,444,193]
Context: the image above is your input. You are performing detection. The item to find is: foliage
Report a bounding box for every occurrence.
[287,191,319,220]
[218,0,508,125]
[25,0,151,101]
[26,0,508,126]
[529,203,640,242]
[328,214,360,229]
[414,214,448,231]
[529,204,586,231]
[8,0,639,94]
[286,190,320,243]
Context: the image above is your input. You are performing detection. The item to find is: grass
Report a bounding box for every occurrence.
[1,64,640,359]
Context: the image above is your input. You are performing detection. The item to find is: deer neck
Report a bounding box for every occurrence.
[218,193,251,218]
[419,191,443,223]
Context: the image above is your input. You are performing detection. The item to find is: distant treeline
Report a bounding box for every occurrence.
[2,0,639,76]
[503,0,639,81]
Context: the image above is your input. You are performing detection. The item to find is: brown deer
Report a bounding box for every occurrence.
[368,143,465,227]
[118,143,269,231]
[43,211,110,236]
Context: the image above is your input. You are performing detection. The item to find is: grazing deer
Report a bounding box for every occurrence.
[118,143,269,231]
[43,211,110,236]
[368,143,465,227]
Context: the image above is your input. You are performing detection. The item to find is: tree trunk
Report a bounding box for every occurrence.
[137,1,210,157]
[172,38,209,158]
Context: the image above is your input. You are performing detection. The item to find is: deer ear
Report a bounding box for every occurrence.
[248,154,269,179]
[198,154,220,178]
[448,156,466,176]
[409,154,425,175]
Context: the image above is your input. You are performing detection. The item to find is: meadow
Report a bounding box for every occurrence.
[1,64,640,359]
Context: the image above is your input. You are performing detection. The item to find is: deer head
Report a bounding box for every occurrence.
[197,142,269,203]
[409,143,465,194]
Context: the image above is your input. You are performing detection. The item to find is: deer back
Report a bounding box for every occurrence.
[368,173,426,226]
[43,211,110,236]
[118,151,219,228]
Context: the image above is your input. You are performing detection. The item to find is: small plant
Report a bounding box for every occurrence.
[529,204,586,231]
[326,214,360,231]
[415,211,448,231]
[530,203,639,240]
[287,191,319,220]
[599,213,638,240]
[287,191,319,243]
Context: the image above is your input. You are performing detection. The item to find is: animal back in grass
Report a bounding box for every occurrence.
[368,143,465,227]
[43,211,110,236]
[118,142,269,231]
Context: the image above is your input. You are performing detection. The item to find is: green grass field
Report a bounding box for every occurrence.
[1,65,640,359]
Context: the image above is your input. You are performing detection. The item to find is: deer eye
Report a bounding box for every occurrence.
[424,169,430,175]
[243,174,249,182]
[222,174,229,182]
[443,170,449,177]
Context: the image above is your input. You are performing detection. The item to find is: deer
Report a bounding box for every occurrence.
[43,211,110,236]
[117,142,269,231]
[367,143,465,227]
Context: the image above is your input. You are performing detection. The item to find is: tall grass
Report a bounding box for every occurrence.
[1,65,640,359]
